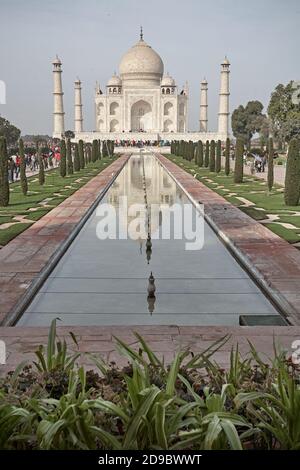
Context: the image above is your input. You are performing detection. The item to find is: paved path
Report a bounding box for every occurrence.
[0,325,299,375]
[10,165,57,183]
[221,156,286,186]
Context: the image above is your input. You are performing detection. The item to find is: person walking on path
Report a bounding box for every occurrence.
[8,157,16,183]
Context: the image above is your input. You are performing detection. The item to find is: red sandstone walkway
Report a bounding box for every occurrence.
[1,325,300,375]
[0,155,129,325]
[157,153,300,326]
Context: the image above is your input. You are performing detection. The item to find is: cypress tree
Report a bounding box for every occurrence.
[0,137,9,206]
[225,137,230,176]
[78,139,85,169]
[182,141,186,159]
[102,140,107,158]
[209,140,216,172]
[66,139,73,175]
[179,140,184,157]
[189,142,192,161]
[98,140,102,159]
[189,141,194,161]
[107,140,112,157]
[193,142,197,161]
[284,138,300,206]
[38,149,45,185]
[197,140,203,167]
[267,137,274,192]
[234,138,244,183]
[204,140,209,168]
[92,139,98,162]
[84,143,88,166]
[74,143,80,171]
[60,139,67,177]
[185,141,189,160]
[194,144,198,165]
[19,138,28,196]
[215,140,222,173]
[87,144,92,163]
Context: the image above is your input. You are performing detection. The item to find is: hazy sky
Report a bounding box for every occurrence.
[0,0,299,135]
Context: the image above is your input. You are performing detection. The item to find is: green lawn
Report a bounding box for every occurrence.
[167,154,300,247]
[0,157,117,246]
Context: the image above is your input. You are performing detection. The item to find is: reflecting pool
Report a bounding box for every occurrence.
[18,152,279,326]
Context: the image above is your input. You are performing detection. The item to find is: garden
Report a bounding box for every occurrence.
[0,138,116,246]
[0,320,299,450]
[168,139,300,246]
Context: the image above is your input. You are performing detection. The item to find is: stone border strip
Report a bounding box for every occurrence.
[156,154,300,326]
[0,155,130,326]
[1,324,300,374]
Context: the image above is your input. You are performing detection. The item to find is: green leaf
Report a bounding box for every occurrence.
[123,386,161,448]
[204,415,222,449]
[154,402,167,449]
[37,419,66,449]
[220,419,243,450]
[134,332,164,368]
[47,318,60,370]
[90,426,122,450]
[113,336,148,367]
[88,399,129,423]
[166,352,185,397]
[234,391,269,408]
[34,346,47,372]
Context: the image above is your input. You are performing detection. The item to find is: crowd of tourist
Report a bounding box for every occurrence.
[244,150,279,175]
[6,139,282,184]
[7,147,61,183]
[114,139,169,148]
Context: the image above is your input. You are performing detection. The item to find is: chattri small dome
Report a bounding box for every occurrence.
[161,73,175,87]
[107,73,122,87]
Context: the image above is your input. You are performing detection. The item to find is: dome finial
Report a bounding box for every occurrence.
[140,25,143,40]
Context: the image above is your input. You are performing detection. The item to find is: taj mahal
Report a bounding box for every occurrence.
[52,28,231,142]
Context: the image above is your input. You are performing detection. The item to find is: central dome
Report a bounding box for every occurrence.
[119,36,164,87]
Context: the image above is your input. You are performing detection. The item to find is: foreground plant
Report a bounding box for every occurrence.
[0,320,299,450]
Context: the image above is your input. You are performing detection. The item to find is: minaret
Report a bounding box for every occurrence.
[184,81,189,131]
[218,56,230,136]
[74,78,83,133]
[199,78,208,132]
[52,55,65,138]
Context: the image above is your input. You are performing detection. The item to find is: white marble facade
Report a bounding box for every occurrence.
[94,31,188,134]
[53,30,230,142]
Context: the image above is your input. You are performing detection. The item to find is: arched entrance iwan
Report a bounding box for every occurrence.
[131,100,152,131]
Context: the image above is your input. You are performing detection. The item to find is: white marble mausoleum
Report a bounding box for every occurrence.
[52,29,231,142]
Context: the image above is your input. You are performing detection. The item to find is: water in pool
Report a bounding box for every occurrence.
[18,152,278,326]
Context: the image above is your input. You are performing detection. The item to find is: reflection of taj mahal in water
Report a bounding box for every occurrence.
[107,153,180,237]
[52,28,231,143]
[108,153,178,209]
